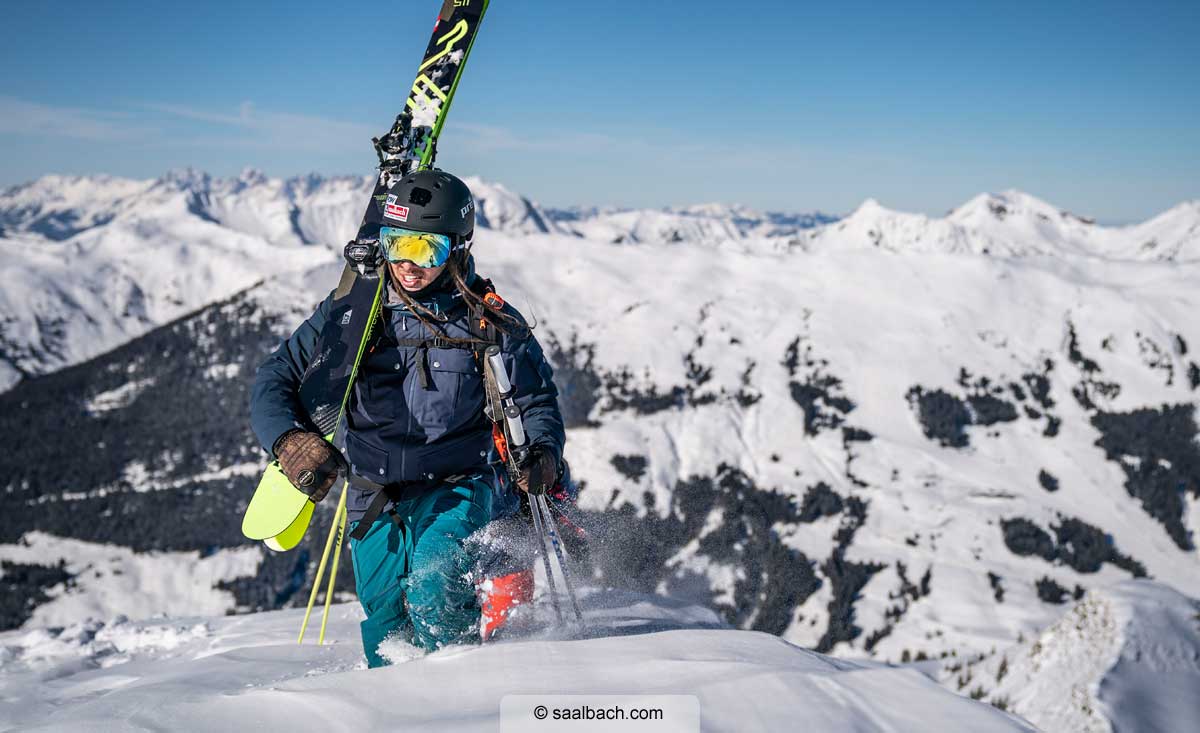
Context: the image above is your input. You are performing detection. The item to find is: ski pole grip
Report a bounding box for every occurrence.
[485,346,514,397]
[484,345,527,447]
[506,407,527,448]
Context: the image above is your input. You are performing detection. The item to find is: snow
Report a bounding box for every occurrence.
[548,201,836,244]
[455,224,1200,664]
[0,171,561,391]
[953,581,1200,733]
[0,592,1032,732]
[0,533,262,628]
[1099,582,1200,732]
[1122,200,1200,261]
[462,176,563,235]
[83,378,155,416]
[23,462,263,506]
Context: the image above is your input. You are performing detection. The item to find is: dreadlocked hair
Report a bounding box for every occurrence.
[449,247,532,338]
[387,246,531,344]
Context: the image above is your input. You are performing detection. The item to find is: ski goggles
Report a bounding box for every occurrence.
[379,226,452,268]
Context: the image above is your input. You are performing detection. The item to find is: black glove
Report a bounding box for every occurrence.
[273,430,343,503]
[516,447,558,496]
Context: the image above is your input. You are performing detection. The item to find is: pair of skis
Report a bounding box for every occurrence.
[243,0,490,555]
[234,0,489,643]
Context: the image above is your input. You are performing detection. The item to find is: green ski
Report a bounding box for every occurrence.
[242,0,492,548]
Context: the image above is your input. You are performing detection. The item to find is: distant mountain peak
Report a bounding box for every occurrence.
[237,167,268,186]
[847,197,896,217]
[158,167,212,189]
[950,190,1096,227]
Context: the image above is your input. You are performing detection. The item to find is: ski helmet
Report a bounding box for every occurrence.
[376,169,475,241]
[345,169,475,275]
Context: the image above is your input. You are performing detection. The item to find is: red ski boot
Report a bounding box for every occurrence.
[478,568,534,642]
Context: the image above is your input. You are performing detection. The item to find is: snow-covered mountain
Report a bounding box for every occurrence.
[804,190,1200,259]
[547,201,838,244]
[0,171,833,392]
[3,171,1200,731]
[4,173,1197,395]
[0,171,577,392]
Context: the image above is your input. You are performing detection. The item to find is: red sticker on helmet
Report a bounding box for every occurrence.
[384,194,409,222]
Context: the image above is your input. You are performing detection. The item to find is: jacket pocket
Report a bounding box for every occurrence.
[414,348,484,437]
[352,347,408,424]
[345,430,389,482]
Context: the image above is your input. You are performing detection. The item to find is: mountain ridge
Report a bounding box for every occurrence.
[3,171,1197,393]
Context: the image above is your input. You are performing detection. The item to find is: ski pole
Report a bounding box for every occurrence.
[528,490,564,624]
[535,494,584,626]
[318,500,347,645]
[483,345,566,625]
[298,483,348,643]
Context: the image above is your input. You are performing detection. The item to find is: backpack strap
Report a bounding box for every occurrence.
[466,276,505,348]
[468,278,514,466]
[377,277,507,390]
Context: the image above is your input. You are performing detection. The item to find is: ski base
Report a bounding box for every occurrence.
[263,500,315,551]
[242,462,312,541]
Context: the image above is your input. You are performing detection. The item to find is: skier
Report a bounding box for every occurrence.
[249,169,565,666]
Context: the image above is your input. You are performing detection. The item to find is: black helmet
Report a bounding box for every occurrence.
[374,169,475,241]
[346,170,475,276]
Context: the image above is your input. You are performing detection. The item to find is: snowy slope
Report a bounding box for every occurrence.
[0,591,1032,732]
[463,176,564,235]
[948,580,1200,732]
[0,533,262,629]
[464,227,1200,660]
[1124,200,1200,261]
[0,171,337,391]
[7,223,1198,673]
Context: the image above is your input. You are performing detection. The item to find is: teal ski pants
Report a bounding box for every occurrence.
[348,477,493,667]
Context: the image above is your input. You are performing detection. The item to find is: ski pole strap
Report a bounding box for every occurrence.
[483,358,504,427]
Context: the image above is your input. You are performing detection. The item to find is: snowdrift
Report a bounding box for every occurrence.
[0,591,1032,732]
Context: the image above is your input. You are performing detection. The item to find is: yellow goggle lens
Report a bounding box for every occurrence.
[379,227,452,268]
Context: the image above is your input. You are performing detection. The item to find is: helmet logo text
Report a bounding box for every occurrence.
[384,194,410,222]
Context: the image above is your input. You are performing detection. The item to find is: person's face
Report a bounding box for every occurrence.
[389,259,447,291]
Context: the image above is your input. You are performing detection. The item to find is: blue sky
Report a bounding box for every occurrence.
[1,0,1196,221]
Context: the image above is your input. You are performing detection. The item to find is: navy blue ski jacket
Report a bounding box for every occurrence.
[249,262,565,521]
